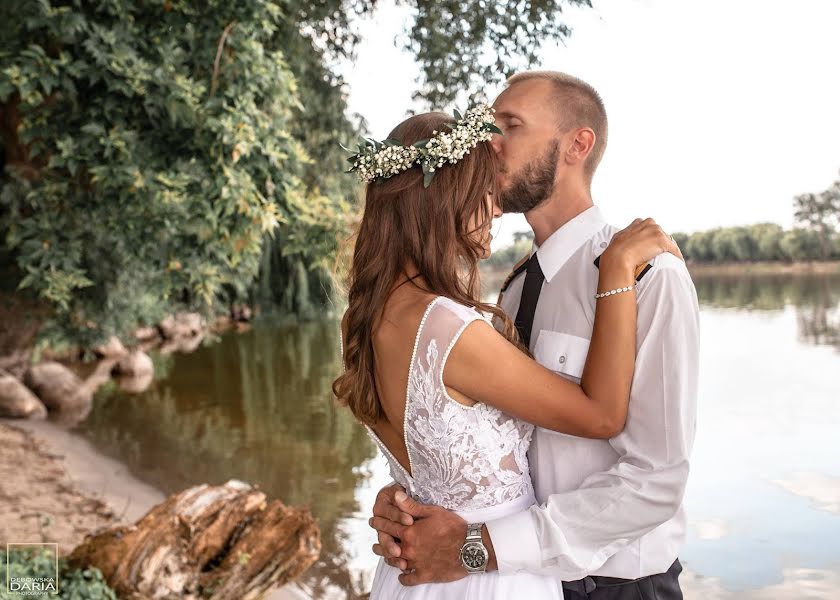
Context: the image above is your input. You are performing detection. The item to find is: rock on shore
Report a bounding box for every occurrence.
[0,371,47,418]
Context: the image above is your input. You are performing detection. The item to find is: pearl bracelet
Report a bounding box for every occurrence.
[594,284,636,300]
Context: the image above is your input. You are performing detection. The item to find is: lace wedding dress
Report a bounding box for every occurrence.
[361,296,564,599]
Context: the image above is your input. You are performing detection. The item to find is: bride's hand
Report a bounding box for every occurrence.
[601,218,684,271]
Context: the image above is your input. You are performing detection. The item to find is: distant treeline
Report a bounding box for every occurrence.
[672,223,839,263]
[484,223,840,273]
[679,175,840,263]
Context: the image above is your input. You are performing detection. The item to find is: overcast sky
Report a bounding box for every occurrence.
[340,0,840,249]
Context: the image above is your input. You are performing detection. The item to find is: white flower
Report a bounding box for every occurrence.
[344,104,499,186]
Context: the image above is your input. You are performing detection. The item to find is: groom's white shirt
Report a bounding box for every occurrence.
[485,205,700,581]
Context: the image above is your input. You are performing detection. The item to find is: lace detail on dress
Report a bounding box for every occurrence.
[344,297,535,513]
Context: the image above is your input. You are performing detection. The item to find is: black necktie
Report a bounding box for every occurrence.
[514,253,545,349]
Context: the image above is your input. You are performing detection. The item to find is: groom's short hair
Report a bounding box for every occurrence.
[505,71,608,182]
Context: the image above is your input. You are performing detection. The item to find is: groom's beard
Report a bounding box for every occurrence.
[500,140,560,214]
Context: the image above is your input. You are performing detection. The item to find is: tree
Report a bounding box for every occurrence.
[748,223,785,261]
[283,0,593,107]
[780,228,822,261]
[671,232,690,258]
[0,0,341,349]
[405,0,593,106]
[673,224,831,263]
[685,229,717,262]
[249,5,365,317]
[710,227,755,262]
[483,230,532,270]
[794,173,840,260]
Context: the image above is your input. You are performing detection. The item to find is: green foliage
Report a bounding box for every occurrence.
[751,223,785,261]
[670,232,690,251]
[272,7,367,197]
[673,224,838,263]
[1,547,117,600]
[684,229,715,262]
[406,0,593,105]
[489,220,839,268]
[780,228,825,261]
[54,567,117,600]
[482,229,533,270]
[276,0,595,107]
[0,0,348,349]
[709,227,756,262]
[794,172,840,260]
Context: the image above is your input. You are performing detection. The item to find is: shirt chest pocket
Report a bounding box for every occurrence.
[533,331,591,381]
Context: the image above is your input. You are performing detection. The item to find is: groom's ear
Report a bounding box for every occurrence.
[565,128,596,166]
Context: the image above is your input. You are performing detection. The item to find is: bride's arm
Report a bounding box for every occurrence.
[445,219,680,439]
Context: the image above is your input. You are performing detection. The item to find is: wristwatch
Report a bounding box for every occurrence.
[459,522,489,573]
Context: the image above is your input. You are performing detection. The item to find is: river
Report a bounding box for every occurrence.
[76,271,840,598]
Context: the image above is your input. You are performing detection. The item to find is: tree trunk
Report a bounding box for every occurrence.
[67,479,320,600]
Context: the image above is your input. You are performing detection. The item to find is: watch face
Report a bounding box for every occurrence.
[460,542,488,570]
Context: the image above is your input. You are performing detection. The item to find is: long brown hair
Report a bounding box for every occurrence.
[332,112,522,426]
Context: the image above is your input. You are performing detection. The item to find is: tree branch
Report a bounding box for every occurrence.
[210,21,237,98]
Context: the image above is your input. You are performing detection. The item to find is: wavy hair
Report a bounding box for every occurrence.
[332,112,522,426]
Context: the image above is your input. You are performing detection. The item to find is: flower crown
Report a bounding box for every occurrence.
[342,104,502,188]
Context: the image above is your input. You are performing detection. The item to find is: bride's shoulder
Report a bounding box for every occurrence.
[434,296,490,324]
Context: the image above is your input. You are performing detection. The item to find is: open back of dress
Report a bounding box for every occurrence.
[365,296,535,515]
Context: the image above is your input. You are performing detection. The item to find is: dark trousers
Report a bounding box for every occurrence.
[562,559,683,600]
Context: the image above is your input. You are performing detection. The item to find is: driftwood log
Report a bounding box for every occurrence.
[67,479,321,599]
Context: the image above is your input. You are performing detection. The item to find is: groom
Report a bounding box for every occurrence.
[368,70,700,599]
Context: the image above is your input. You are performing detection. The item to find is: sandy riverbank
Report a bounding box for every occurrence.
[1,422,110,554]
[0,418,310,599]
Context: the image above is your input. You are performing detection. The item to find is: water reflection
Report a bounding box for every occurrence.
[692,272,840,351]
[78,319,376,597]
[74,272,840,599]
[692,272,840,311]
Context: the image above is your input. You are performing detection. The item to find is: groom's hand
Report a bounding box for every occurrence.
[389,491,469,586]
[370,483,414,570]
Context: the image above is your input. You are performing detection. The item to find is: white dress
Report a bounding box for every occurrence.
[365,296,564,599]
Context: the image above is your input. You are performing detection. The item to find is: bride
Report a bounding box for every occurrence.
[333,105,681,599]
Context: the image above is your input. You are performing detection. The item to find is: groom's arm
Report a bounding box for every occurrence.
[485,256,699,579]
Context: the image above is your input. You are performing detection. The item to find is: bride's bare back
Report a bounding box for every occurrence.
[369,288,478,475]
[362,291,535,513]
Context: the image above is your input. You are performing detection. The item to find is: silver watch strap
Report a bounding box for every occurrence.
[466,523,483,541]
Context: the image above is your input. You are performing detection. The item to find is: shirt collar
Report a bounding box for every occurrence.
[531,205,608,282]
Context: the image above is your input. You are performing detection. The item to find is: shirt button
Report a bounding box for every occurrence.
[559,355,567,364]
[600,242,608,249]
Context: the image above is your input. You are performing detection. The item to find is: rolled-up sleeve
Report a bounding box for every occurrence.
[486,257,700,579]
